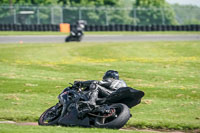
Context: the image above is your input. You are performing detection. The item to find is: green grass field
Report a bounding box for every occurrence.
[1,123,148,133]
[0,40,200,132]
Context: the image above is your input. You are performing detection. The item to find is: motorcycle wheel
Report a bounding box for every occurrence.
[77,36,83,42]
[94,103,130,129]
[77,34,83,42]
[65,36,71,42]
[38,104,62,126]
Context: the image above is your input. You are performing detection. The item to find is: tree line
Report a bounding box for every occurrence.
[0,0,199,25]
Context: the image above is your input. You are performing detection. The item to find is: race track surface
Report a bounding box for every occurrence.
[0,34,200,43]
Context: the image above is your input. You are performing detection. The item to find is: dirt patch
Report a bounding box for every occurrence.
[0,121,38,126]
[0,121,16,124]
[16,122,38,126]
[120,127,185,133]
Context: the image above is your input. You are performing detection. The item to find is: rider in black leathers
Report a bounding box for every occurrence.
[58,70,127,118]
[71,21,84,36]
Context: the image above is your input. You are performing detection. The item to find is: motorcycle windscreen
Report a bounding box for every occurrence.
[106,87,145,108]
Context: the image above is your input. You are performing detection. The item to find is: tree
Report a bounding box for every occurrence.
[0,0,55,5]
[57,0,119,6]
[133,0,177,25]
[59,0,133,25]
[172,4,200,25]
[135,0,165,7]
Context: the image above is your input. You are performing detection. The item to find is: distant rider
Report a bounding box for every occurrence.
[71,20,85,36]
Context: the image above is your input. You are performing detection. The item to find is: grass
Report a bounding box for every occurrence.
[0,41,200,132]
[0,124,147,133]
[0,31,200,36]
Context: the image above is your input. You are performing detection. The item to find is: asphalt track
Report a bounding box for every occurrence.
[0,34,200,43]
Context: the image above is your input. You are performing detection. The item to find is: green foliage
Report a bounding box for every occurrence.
[0,0,54,5]
[0,7,14,24]
[1,0,200,25]
[107,9,133,25]
[172,4,200,25]
[133,0,177,25]
[0,0,177,25]
[57,0,119,6]
[135,0,166,7]
[59,0,129,25]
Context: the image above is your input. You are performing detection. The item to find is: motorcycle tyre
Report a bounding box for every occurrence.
[77,36,83,42]
[65,36,71,42]
[38,105,61,126]
[94,103,130,129]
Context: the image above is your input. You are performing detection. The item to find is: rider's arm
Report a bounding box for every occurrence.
[81,80,96,87]
[99,79,127,90]
[74,80,96,88]
[98,80,112,89]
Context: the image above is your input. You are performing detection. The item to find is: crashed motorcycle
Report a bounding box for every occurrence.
[38,83,144,129]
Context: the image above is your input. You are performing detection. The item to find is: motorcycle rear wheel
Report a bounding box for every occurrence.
[38,104,62,126]
[94,103,130,129]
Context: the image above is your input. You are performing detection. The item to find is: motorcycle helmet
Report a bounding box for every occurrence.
[103,70,119,80]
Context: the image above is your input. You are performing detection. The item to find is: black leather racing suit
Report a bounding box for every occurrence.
[80,78,127,106]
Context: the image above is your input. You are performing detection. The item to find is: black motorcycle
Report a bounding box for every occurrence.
[65,30,83,42]
[65,20,86,42]
[38,83,144,129]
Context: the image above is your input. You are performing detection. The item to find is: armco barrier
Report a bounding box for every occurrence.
[0,24,199,31]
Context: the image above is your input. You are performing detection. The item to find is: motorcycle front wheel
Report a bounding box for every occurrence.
[38,104,62,126]
[94,103,130,129]
[65,36,71,42]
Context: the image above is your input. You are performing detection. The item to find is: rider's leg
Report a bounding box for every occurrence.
[77,84,99,119]
[97,85,113,97]
[84,84,113,105]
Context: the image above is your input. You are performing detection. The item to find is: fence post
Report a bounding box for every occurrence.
[161,8,165,25]
[37,7,40,24]
[105,8,109,25]
[79,7,82,20]
[51,7,54,24]
[133,8,137,25]
[13,7,17,24]
[60,7,63,23]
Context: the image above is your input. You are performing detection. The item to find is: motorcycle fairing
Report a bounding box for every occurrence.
[105,87,145,108]
[58,107,90,127]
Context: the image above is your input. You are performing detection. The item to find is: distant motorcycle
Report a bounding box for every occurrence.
[65,30,83,42]
[65,20,86,42]
[38,82,144,129]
